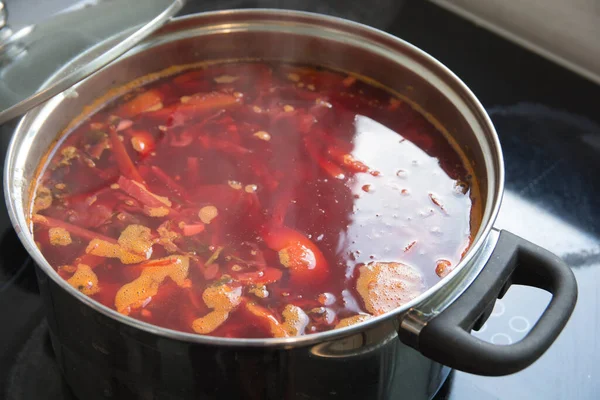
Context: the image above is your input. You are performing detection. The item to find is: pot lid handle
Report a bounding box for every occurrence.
[0,0,185,125]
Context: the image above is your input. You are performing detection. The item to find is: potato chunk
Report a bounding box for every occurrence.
[356,262,424,316]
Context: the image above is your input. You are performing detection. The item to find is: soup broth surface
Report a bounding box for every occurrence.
[31,62,479,338]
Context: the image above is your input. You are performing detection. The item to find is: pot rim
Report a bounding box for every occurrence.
[4,8,504,348]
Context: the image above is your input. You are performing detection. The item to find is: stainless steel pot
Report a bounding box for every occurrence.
[3,10,577,400]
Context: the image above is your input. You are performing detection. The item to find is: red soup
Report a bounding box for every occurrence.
[31,62,480,338]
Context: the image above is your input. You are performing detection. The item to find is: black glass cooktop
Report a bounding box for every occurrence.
[1,1,599,399]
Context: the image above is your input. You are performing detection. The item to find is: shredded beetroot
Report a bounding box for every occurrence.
[150,166,191,202]
[31,62,476,339]
[109,127,145,183]
[33,215,117,244]
[117,175,171,208]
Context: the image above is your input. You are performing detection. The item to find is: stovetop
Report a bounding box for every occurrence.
[1,1,599,399]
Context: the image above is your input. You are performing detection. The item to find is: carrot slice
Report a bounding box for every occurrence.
[198,136,251,155]
[140,257,182,268]
[147,93,241,123]
[327,146,370,173]
[304,137,345,179]
[118,90,163,118]
[182,91,241,110]
[182,223,205,236]
[32,214,117,244]
[109,127,144,183]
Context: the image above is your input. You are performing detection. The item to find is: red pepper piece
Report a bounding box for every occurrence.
[118,90,163,118]
[201,262,220,280]
[263,226,329,285]
[109,127,144,183]
[303,137,345,179]
[140,257,182,268]
[182,223,205,236]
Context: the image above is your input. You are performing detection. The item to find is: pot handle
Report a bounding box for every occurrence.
[413,230,577,376]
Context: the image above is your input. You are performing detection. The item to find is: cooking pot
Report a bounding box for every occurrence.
[3,9,577,400]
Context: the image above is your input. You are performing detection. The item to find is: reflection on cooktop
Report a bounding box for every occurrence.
[492,103,600,242]
[440,104,600,400]
[4,321,74,400]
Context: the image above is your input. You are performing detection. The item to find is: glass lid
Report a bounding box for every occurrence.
[0,0,185,124]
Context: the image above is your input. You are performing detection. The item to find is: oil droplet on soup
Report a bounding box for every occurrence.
[30,62,479,338]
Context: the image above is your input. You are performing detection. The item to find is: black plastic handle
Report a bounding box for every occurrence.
[416,230,578,376]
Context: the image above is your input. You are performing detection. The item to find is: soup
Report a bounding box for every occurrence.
[30,62,479,338]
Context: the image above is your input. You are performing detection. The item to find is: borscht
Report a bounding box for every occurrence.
[30,62,480,338]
